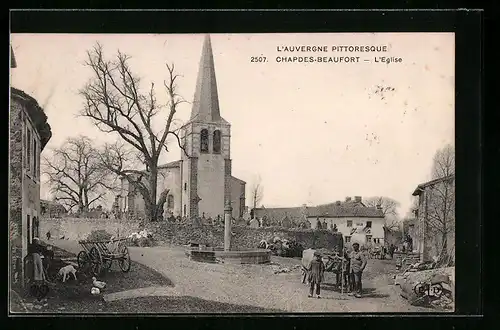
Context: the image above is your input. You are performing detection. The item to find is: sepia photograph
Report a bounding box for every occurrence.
[9,32,456,314]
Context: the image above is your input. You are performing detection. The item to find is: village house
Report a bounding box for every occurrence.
[254,196,386,246]
[10,46,52,283]
[117,35,246,220]
[307,197,385,246]
[411,175,455,263]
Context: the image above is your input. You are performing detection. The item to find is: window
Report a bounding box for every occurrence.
[27,128,32,172]
[366,235,372,243]
[346,220,353,227]
[213,130,221,153]
[345,236,351,243]
[374,238,380,244]
[33,138,38,178]
[200,129,209,153]
[184,183,187,191]
[183,204,187,216]
[167,195,174,209]
[366,221,372,228]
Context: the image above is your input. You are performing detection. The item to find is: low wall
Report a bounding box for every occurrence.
[40,218,141,241]
[39,218,343,251]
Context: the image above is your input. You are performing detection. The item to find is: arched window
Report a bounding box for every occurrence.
[213,130,221,153]
[200,129,209,153]
[167,195,174,209]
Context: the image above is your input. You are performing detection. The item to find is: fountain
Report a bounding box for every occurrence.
[186,201,271,264]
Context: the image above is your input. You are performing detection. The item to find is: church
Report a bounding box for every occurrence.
[118,35,246,220]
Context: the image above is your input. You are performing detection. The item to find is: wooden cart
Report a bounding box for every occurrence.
[77,238,131,276]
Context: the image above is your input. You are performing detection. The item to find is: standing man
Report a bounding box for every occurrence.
[349,242,367,298]
[307,251,325,299]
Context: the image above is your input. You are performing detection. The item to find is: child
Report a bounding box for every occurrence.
[307,251,325,298]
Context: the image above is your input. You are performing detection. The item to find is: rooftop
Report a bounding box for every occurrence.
[412,174,455,196]
[11,87,52,150]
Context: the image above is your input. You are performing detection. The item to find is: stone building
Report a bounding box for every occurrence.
[118,35,246,220]
[255,196,385,246]
[10,46,52,282]
[306,197,385,247]
[411,175,455,263]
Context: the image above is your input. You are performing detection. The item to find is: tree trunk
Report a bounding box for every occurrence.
[147,164,158,222]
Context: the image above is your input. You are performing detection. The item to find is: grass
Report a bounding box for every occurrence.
[103,296,281,313]
[10,246,173,314]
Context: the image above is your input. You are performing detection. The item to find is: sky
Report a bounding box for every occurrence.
[10,33,455,217]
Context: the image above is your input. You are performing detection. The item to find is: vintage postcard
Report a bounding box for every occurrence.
[9,32,455,314]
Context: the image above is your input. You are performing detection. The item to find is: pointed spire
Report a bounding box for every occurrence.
[190,34,221,122]
[11,45,17,68]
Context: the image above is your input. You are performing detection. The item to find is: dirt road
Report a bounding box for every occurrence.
[50,240,434,313]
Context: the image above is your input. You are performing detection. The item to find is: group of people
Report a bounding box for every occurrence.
[305,242,367,299]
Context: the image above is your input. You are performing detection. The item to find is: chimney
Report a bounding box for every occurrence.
[345,197,352,202]
[354,196,362,203]
[376,204,382,210]
[335,201,341,206]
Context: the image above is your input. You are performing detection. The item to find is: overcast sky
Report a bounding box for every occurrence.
[10,33,454,216]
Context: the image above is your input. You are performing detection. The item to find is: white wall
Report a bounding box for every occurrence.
[197,154,225,218]
[308,216,385,245]
[157,166,182,217]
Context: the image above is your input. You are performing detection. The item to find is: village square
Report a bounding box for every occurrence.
[9,33,455,313]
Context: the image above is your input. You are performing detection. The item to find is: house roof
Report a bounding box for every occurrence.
[254,198,384,221]
[307,204,384,218]
[412,174,455,196]
[41,200,67,211]
[254,207,306,222]
[158,160,182,169]
[11,88,52,150]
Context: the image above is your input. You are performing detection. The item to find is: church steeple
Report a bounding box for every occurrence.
[190,34,221,122]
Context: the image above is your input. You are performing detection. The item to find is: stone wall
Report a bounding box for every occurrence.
[40,218,141,241]
[146,223,344,251]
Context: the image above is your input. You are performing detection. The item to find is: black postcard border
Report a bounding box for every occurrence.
[7,8,484,329]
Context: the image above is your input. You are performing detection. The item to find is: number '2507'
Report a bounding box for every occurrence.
[250,56,267,63]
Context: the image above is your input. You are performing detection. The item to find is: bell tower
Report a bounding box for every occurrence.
[180,35,231,218]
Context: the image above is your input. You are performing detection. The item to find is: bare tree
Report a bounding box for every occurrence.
[79,43,187,221]
[250,176,264,219]
[43,136,117,213]
[425,144,455,258]
[364,196,401,231]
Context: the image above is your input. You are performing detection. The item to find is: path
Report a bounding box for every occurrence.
[50,240,432,313]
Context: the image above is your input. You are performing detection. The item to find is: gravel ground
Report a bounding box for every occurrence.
[37,241,437,313]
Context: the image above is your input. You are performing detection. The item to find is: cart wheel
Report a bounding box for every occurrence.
[103,257,113,271]
[77,251,91,273]
[118,244,131,272]
[89,247,103,276]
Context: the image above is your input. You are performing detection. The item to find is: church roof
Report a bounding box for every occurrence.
[158,160,182,169]
[11,45,17,68]
[189,34,225,123]
[231,176,246,184]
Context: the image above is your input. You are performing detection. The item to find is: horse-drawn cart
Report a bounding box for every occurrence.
[77,238,131,276]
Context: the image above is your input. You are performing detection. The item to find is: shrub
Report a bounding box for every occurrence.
[86,229,112,242]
